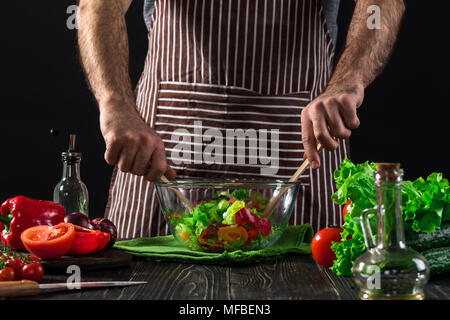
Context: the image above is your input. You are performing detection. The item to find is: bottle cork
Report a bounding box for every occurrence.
[376,162,401,181]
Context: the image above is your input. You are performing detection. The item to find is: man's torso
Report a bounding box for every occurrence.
[143,0,340,46]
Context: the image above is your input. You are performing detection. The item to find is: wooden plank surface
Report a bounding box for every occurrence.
[229,255,340,300]
[5,255,450,300]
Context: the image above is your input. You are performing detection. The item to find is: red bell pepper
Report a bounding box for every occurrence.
[0,196,66,251]
[235,207,272,236]
[67,225,110,256]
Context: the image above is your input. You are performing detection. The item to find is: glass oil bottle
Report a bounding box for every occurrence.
[53,134,89,216]
[353,163,429,300]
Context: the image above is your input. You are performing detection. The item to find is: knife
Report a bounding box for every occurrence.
[0,280,147,298]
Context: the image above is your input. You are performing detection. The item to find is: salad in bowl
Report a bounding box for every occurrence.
[155,180,301,252]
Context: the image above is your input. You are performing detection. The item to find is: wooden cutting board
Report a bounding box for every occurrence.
[41,249,133,274]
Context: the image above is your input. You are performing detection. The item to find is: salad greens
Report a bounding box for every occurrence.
[330,158,450,277]
[166,189,275,251]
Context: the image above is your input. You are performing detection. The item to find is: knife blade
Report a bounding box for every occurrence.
[0,280,147,298]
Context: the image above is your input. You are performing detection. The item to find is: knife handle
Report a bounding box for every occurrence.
[0,280,40,298]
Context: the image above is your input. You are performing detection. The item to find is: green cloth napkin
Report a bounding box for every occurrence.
[113,224,313,265]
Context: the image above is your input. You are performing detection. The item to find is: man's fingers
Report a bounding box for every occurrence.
[339,95,361,129]
[311,111,339,151]
[324,102,352,139]
[144,146,168,182]
[104,140,122,166]
[165,166,177,180]
[131,147,153,176]
[301,114,320,169]
[117,145,138,173]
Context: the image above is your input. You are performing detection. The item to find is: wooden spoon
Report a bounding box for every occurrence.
[263,144,323,218]
[160,175,194,213]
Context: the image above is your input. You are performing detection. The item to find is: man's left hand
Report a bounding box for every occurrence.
[301,83,364,169]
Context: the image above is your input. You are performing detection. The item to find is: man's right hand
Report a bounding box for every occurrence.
[99,101,176,182]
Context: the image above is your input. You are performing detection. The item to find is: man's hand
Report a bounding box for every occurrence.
[302,84,364,168]
[100,101,176,181]
[78,0,175,182]
[301,0,405,168]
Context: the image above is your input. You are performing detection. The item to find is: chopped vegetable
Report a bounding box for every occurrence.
[235,208,271,236]
[167,190,277,251]
[222,200,245,224]
[218,226,248,244]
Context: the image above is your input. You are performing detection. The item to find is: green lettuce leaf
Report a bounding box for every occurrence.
[222,200,245,224]
[330,158,450,277]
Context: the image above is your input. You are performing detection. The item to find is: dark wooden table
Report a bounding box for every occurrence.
[6,254,450,300]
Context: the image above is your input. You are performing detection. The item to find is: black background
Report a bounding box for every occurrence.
[0,0,448,219]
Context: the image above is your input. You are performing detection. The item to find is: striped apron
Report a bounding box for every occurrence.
[105,0,350,239]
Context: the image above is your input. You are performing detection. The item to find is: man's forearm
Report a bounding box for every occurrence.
[78,0,135,112]
[327,0,405,92]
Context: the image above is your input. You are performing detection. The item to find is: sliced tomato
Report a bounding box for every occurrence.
[21,222,76,260]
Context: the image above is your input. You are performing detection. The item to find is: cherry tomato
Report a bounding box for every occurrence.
[0,267,15,281]
[343,200,351,222]
[311,227,343,268]
[5,257,24,280]
[21,222,76,260]
[21,262,44,282]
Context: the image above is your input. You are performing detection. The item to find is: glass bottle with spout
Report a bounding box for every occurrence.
[53,134,89,217]
[353,163,429,300]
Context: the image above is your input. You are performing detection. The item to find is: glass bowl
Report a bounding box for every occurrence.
[154,179,302,252]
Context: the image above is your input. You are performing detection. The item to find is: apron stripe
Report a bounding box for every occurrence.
[106,0,350,238]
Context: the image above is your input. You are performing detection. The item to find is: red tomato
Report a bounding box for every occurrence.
[20,222,76,260]
[343,200,351,222]
[311,227,343,268]
[21,262,44,282]
[0,267,15,281]
[5,257,24,280]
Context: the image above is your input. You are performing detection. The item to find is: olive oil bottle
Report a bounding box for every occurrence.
[353,163,429,300]
[53,134,89,216]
